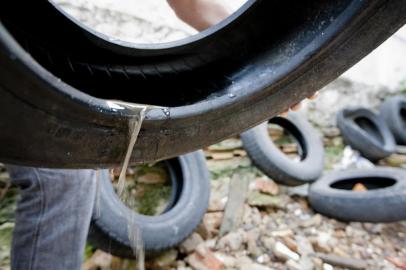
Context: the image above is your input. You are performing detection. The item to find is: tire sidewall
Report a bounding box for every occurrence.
[241,112,324,185]
[309,168,406,222]
[380,96,406,145]
[88,151,210,256]
[337,108,395,161]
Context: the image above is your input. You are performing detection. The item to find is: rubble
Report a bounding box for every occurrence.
[300,214,322,228]
[148,249,178,269]
[271,241,300,261]
[386,256,406,270]
[219,172,251,236]
[200,212,223,238]
[239,261,274,270]
[247,192,289,209]
[186,244,223,270]
[179,233,204,254]
[384,153,406,167]
[315,253,368,270]
[82,250,112,270]
[217,230,246,252]
[249,178,279,195]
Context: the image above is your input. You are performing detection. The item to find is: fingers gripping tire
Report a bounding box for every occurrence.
[241,112,324,186]
[336,108,395,161]
[87,151,210,257]
[309,168,406,222]
[380,95,406,145]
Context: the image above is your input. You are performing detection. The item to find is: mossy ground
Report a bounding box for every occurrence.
[112,162,173,216]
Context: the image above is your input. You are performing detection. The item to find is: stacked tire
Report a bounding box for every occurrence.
[310,95,406,222]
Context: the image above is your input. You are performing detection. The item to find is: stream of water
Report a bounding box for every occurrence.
[107,101,148,270]
[117,107,146,197]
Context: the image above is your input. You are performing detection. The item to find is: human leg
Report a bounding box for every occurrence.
[7,166,98,270]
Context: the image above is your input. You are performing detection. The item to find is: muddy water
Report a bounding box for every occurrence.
[117,107,147,197]
[107,101,148,270]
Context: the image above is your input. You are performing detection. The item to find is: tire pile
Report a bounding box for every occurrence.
[242,95,406,223]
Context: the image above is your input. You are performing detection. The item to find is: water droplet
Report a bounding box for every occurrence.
[228,93,236,98]
[162,108,170,117]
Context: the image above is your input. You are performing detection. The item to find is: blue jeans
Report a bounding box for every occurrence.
[6,165,102,270]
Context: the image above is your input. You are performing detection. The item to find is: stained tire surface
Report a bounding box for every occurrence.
[380,95,406,145]
[241,112,324,186]
[1,1,406,167]
[337,108,395,161]
[87,151,210,257]
[309,168,406,222]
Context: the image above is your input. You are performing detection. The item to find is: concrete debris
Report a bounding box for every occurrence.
[271,241,300,261]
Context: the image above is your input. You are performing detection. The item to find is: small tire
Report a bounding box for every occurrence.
[309,168,406,222]
[87,151,210,257]
[240,112,324,186]
[336,108,395,161]
[380,95,406,145]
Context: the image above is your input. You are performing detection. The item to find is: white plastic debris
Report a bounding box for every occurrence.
[333,146,375,170]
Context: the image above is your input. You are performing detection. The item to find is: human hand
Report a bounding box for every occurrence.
[280,92,318,116]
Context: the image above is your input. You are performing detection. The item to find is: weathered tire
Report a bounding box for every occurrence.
[241,112,324,186]
[380,95,406,145]
[337,108,395,161]
[87,151,210,257]
[309,168,406,222]
[1,1,406,167]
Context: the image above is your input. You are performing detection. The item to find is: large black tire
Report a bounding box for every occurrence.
[241,112,324,186]
[380,95,406,145]
[87,151,210,257]
[309,168,406,222]
[1,1,406,168]
[337,107,395,161]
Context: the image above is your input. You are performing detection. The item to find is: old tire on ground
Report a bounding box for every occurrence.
[380,95,406,145]
[87,151,210,257]
[241,112,324,186]
[309,168,406,222]
[1,1,406,168]
[337,108,395,161]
